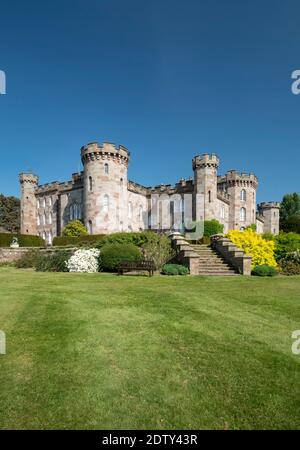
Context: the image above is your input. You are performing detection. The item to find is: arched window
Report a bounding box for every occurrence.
[120,177,123,185]
[128,202,133,219]
[37,199,40,209]
[48,231,52,245]
[240,207,246,222]
[208,190,211,203]
[89,176,93,192]
[104,163,109,174]
[220,204,225,219]
[70,203,82,221]
[49,212,52,225]
[37,215,40,226]
[48,197,52,207]
[43,213,46,225]
[103,194,109,213]
[88,220,93,235]
[42,198,46,208]
[240,189,246,201]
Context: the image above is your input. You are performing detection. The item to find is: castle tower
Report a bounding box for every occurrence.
[19,173,39,235]
[223,170,258,230]
[257,202,280,235]
[81,142,130,234]
[192,153,219,221]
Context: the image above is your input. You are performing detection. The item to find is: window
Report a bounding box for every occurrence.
[42,232,46,241]
[220,204,225,219]
[48,197,52,207]
[240,207,246,222]
[37,199,40,209]
[89,176,93,192]
[208,190,211,203]
[49,212,52,225]
[120,178,123,185]
[103,194,109,213]
[42,198,46,208]
[240,189,246,201]
[48,231,52,245]
[70,203,81,221]
[37,215,40,226]
[88,220,93,235]
[104,163,109,174]
[43,213,46,225]
[128,202,133,219]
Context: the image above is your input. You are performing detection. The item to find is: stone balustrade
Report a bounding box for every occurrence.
[212,237,251,275]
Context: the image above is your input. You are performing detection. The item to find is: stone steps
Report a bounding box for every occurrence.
[188,244,238,276]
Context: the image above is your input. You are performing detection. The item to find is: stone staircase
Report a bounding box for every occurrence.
[189,244,238,276]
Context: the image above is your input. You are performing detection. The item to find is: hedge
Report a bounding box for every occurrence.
[0,233,45,248]
[53,234,105,247]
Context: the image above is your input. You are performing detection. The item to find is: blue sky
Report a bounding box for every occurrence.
[0,0,299,202]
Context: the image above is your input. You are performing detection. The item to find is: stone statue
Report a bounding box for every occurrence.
[10,237,19,248]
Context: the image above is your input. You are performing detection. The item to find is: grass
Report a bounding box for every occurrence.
[0,267,299,430]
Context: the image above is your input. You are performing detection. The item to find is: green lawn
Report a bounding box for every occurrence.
[0,267,299,430]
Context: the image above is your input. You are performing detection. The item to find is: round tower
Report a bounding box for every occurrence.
[81,142,130,234]
[192,153,219,221]
[257,202,280,235]
[19,172,39,235]
[224,170,258,230]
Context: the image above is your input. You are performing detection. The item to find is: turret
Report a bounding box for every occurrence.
[81,142,130,234]
[19,172,39,235]
[219,170,258,230]
[192,153,219,221]
[257,202,280,235]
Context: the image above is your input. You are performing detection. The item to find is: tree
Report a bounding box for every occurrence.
[0,194,20,232]
[62,220,88,237]
[280,193,300,232]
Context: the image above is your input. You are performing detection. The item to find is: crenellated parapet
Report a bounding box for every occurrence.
[192,153,219,170]
[218,170,258,189]
[81,142,130,166]
[258,201,280,210]
[19,172,39,186]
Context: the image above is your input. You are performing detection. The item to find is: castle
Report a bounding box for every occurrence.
[19,141,280,244]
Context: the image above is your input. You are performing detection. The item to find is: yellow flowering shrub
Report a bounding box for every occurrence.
[226,229,277,269]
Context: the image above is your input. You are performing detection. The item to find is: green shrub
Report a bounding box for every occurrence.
[99,243,141,271]
[62,220,88,237]
[246,224,257,232]
[279,249,300,275]
[203,220,224,237]
[141,233,175,270]
[252,265,278,277]
[35,250,71,272]
[53,234,105,247]
[0,233,45,247]
[274,232,300,262]
[162,264,189,275]
[96,231,154,248]
[262,232,275,241]
[15,250,40,268]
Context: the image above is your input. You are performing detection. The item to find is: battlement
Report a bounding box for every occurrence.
[81,141,130,165]
[19,172,39,185]
[218,170,258,188]
[258,202,280,210]
[192,153,219,170]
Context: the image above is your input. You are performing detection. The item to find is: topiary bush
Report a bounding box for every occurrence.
[162,264,189,275]
[53,234,105,247]
[62,220,88,237]
[227,229,277,269]
[203,220,224,237]
[252,265,278,277]
[0,233,45,247]
[96,231,156,249]
[99,243,141,271]
[35,250,71,272]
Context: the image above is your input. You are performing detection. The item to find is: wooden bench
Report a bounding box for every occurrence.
[118,260,155,277]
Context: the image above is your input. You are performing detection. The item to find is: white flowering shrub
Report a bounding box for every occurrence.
[66,248,100,273]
